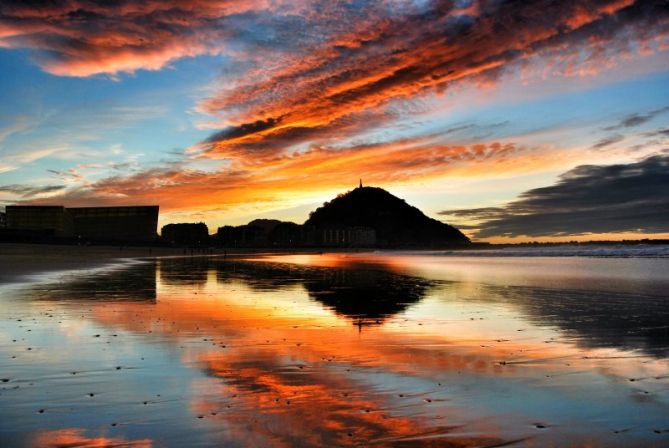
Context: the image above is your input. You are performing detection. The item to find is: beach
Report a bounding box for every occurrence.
[1,247,668,447]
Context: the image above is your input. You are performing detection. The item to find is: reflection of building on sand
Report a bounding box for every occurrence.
[158,257,211,287]
[27,261,157,303]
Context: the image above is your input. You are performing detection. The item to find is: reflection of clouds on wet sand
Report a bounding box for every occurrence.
[32,428,152,448]
[94,257,669,444]
[4,254,669,447]
[190,358,513,447]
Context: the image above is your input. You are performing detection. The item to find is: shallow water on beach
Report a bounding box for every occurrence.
[1,252,668,447]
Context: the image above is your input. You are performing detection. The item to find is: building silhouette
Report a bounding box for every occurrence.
[161,222,209,246]
[214,222,376,248]
[5,205,159,242]
[5,205,73,238]
[69,206,158,241]
[318,226,376,247]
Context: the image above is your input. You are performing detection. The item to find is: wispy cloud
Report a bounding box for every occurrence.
[591,134,625,150]
[644,127,669,138]
[0,114,31,143]
[0,103,167,174]
[16,131,534,212]
[0,184,66,197]
[603,106,669,131]
[0,147,64,174]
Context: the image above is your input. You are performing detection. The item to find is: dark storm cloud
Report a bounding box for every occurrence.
[442,207,505,220]
[440,154,669,238]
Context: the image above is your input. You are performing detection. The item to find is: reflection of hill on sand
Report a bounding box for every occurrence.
[156,257,436,324]
[303,267,434,322]
[214,260,436,323]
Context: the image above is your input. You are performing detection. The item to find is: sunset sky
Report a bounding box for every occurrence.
[1,0,668,242]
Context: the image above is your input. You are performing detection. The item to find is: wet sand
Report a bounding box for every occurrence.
[0,243,339,285]
[0,244,186,285]
[1,251,668,447]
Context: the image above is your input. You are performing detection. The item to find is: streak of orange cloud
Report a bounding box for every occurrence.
[23,135,550,219]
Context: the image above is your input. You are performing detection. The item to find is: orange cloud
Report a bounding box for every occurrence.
[20,134,546,223]
[197,0,669,161]
[0,0,312,77]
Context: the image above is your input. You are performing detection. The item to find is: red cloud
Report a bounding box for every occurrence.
[0,0,308,76]
[193,0,669,162]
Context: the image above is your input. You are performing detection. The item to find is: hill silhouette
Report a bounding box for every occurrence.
[305,186,470,246]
